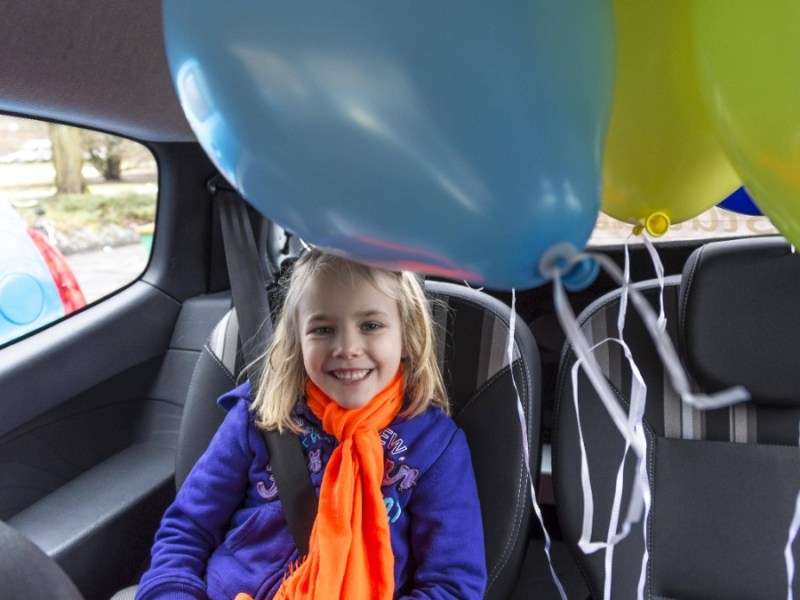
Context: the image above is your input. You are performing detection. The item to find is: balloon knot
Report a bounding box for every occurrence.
[539,242,599,291]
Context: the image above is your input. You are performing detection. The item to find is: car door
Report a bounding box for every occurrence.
[0,137,228,599]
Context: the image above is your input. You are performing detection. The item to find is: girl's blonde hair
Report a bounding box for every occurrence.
[251,248,448,432]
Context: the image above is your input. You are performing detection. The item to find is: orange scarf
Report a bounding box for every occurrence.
[273,367,404,600]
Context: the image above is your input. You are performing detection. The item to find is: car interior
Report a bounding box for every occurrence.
[1,3,799,600]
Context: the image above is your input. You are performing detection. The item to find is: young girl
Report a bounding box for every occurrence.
[135,249,487,599]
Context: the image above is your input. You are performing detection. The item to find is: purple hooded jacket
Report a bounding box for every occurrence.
[135,382,487,599]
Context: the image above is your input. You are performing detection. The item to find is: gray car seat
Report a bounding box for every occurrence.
[553,236,800,599]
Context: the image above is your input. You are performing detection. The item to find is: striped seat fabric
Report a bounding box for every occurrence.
[176,279,542,600]
[553,237,800,600]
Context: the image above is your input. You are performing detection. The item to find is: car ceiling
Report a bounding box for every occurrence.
[0,0,195,143]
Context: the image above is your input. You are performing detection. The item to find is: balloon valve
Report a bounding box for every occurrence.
[539,242,599,292]
[644,211,670,237]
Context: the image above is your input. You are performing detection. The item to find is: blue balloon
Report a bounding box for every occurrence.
[718,186,762,216]
[163,1,614,290]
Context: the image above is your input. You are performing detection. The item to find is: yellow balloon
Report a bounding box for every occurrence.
[692,1,800,247]
[602,0,741,236]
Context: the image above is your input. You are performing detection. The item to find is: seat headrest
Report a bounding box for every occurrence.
[679,237,800,407]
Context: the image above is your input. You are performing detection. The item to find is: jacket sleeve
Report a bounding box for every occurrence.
[400,428,487,600]
[135,397,256,600]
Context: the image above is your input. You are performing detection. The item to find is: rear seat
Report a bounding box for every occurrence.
[553,236,800,599]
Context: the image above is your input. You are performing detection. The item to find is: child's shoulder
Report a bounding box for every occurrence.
[212,382,262,436]
[217,380,253,412]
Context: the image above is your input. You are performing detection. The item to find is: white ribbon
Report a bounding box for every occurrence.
[556,272,650,600]
[570,336,649,600]
[507,290,568,600]
[546,244,749,599]
[552,270,647,597]
[639,234,666,332]
[785,424,800,600]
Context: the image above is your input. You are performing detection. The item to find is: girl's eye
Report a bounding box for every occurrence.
[362,322,382,332]
[310,326,333,335]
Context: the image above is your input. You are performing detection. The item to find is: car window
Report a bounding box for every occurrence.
[587,204,779,247]
[0,115,157,346]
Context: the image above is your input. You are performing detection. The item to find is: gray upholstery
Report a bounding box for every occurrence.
[174,280,541,600]
[680,237,800,406]
[0,520,83,600]
[175,309,239,489]
[553,238,800,599]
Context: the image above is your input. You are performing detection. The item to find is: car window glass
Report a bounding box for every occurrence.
[587,205,779,247]
[0,115,157,347]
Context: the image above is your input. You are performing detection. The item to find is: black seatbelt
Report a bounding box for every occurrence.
[209,174,318,556]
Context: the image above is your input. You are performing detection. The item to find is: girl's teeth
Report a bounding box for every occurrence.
[335,369,369,381]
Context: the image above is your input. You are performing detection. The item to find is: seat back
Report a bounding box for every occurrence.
[553,237,800,599]
[177,279,541,599]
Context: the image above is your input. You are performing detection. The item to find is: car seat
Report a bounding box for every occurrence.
[115,278,542,599]
[553,236,800,599]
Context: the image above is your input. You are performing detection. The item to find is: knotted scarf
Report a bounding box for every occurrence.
[272,367,404,600]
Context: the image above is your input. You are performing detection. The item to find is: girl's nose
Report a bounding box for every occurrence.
[334,329,362,358]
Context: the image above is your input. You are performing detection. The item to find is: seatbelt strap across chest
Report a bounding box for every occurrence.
[210,175,318,557]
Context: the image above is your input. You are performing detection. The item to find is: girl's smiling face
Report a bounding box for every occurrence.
[297,268,404,410]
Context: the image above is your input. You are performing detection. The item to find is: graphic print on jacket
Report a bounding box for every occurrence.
[295,420,422,524]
